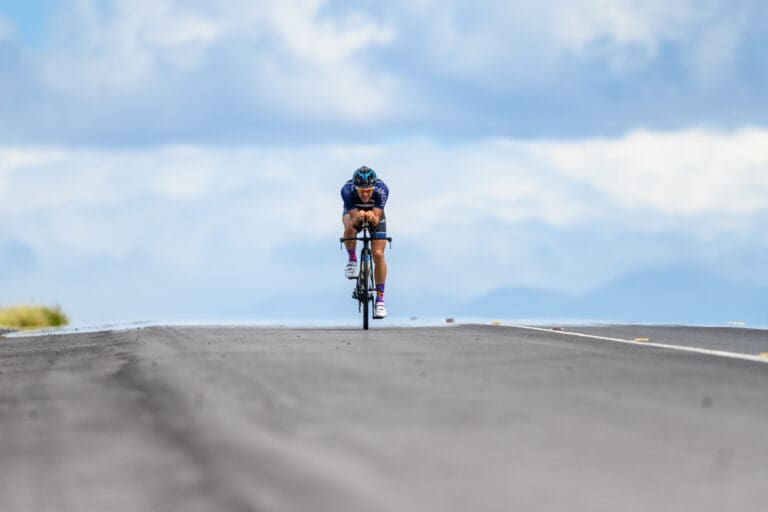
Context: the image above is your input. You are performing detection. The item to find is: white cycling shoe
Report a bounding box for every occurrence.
[345,260,358,279]
[374,301,387,319]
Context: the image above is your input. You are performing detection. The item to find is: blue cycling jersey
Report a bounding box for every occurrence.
[341,179,389,214]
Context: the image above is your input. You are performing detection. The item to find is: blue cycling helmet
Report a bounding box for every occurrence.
[352,166,377,188]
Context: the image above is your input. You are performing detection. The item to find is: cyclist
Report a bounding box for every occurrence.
[341,166,389,319]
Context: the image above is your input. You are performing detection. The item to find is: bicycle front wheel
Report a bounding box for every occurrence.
[360,249,371,330]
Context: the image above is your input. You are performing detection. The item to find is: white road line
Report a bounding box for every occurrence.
[508,324,768,365]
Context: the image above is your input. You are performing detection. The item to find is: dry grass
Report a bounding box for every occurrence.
[0,305,69,329]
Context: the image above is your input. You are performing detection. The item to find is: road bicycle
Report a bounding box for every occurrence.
[340,222,392,330]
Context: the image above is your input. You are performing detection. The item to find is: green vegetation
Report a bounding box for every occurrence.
[0,305,69,329]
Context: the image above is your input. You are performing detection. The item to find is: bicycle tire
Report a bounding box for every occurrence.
[360,248,370,330]
[369,258,377,318]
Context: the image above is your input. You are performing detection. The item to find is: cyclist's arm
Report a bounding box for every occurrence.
[348,208,379,226]
[369,208,384,226]
[346,208,365,226]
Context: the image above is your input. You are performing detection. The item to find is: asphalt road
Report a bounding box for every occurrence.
[1,324,767,512]
[541,323,768,355]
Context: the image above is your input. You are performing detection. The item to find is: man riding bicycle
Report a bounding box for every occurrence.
[341,166,389,319]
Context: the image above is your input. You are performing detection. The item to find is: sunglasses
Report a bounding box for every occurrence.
[356,187,374,193]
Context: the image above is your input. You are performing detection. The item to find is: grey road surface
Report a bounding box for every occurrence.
[541,323,768,355]
[1,324,767,512]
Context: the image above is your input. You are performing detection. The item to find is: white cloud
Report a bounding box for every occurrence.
[534,128,768,218]
[1,127,766,314]
[3,2,766,320]
[267,1,394,66]
[40,0,230,88]
[37,0,401,120]
[0,0,760,145]
[553,1,697,53]
[399,0,748,82]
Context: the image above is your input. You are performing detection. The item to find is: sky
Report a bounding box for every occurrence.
[1,0,767,325]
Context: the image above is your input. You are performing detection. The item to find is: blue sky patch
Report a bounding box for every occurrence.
[0,0,56,46]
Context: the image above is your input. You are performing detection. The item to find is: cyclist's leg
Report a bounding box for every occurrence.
[342,212,357,252]
[372,212,388,285]
[372,238,387,288]
[372,238,387,317]
[343,212,360,278]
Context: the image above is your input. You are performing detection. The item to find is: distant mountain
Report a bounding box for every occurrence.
[461,267,768,326]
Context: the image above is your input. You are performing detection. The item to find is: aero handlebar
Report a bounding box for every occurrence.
[339,223,392,245]
[340,236,393,242]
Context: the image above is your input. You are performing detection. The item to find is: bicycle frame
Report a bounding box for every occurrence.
[340,222,392,330]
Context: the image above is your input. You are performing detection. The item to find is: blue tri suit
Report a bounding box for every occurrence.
[341,179,389,239]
